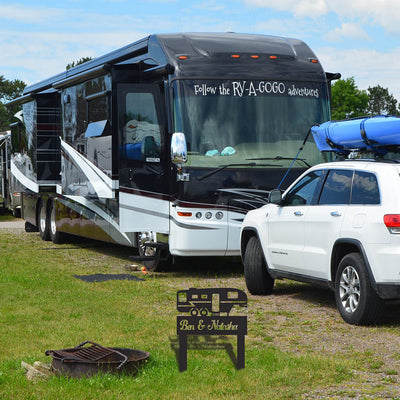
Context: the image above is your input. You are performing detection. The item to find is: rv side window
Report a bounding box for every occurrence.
[121,91,161,162]
[227,291,239,299]
[178,292,187,302]
[88,96,108,125]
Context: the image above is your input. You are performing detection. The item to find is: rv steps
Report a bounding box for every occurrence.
[143,242,168,250]
[129,255,157,262]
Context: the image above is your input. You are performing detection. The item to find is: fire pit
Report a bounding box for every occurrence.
[45,341,149,378]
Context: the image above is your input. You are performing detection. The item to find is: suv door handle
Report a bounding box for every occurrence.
[294,211,303,216]
[330,211,342,217]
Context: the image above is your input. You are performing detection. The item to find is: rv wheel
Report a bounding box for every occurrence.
[49,199,66,244]
[38,201,50,241]
[137,231,170,272]
[200,308,208,316]
[190,308,199,316]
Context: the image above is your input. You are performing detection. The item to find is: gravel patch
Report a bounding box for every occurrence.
[175,274,400,398]
[0,218,25,230]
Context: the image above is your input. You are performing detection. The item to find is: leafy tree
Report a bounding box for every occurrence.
[331,77,369,120]
[366,85,399,116]
[66,57,93,70]
[0,75,26,131]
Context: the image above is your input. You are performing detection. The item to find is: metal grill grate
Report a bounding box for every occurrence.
[46,341,128,368]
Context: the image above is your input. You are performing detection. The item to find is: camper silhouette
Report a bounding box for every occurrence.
[177,287,247,316]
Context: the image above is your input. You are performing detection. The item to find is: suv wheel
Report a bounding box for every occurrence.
[334,252,383,325]
[244,236,274,295]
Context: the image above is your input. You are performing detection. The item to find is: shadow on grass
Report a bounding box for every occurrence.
[45,236,400,326]
[274,281,336,309]
[273,280,400,327]
[41,236,244,276]
[40,236,137,262]
[167,256,244,277]
[169,335,239,370]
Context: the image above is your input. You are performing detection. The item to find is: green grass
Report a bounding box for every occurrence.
[0,211,14,222]
[0,228,355,399]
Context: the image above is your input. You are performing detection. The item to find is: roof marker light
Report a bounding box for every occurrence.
[178,55,189,60]
[310,58,318,63]
[269,55,277,59]
[231,54,240,59]
[251,55,259,59]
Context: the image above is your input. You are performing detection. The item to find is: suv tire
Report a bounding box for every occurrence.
[334,252,383,325]
[244,236,274,295]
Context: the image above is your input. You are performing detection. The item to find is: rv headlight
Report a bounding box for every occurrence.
[215,212,223,220]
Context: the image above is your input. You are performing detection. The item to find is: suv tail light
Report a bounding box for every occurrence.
[384,214,400,233]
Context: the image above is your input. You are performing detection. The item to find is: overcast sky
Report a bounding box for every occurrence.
[2,0,400,100]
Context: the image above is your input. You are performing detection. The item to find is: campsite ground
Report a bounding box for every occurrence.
[1,216,400,399]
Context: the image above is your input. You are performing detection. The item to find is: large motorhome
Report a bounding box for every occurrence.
[7,33,336,270]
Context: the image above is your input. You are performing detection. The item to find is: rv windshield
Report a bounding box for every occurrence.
[172,79,330,169]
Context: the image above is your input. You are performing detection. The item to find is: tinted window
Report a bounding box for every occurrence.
[284,170,323,206]
[351,171,380,204]
[121,91,161,162]
[318,170,353,205]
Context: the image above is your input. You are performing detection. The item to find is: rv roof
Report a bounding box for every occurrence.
[20,32,322,98]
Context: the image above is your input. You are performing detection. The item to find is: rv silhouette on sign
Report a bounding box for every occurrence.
[177,287,247,316]
[176,288,247,371]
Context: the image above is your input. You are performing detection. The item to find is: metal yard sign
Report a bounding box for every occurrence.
[176,288,247,371]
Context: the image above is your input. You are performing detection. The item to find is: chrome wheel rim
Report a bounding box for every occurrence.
[138,231,157,257]
[40,205,46,233]
[339,265,361,313]
[50,206,56,236]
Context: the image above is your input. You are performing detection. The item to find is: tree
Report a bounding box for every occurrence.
[0,75,26,131]
[366,85,399,116]
[331,77,369,120]
[66,57,93,70]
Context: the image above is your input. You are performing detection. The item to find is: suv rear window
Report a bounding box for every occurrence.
[351,171,380,204]
[317,169,380,205]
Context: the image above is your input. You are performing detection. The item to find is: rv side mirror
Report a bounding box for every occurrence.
[171,132,187,165]
[269,189,282,205]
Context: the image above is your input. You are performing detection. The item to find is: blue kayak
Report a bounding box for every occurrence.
[311,116,400,153]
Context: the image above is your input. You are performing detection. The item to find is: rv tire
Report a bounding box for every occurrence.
[38,200,50,241]
[49,199,66,244]
[137,231,170,272]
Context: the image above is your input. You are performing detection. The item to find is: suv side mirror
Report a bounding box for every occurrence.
[171,132,187,165]
[269,189,282,205]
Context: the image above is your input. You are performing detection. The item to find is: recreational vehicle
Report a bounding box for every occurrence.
[7,33,335,270]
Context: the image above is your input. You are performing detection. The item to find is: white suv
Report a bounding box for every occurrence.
[240,159,400,325]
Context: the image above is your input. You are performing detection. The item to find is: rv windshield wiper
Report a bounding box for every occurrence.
[196,162,280,181]
[246,156,311,168]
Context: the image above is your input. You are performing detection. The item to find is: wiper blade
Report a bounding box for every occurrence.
[196,162,281,181]
[246,156,311,168]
